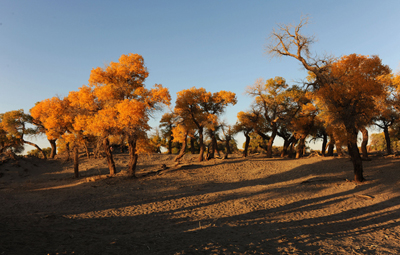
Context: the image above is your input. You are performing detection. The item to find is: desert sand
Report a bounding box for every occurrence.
[1,152,400,254]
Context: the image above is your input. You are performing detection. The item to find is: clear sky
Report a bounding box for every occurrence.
[1,0,400,151]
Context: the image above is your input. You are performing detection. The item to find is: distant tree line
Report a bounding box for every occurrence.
[2,17,400,183]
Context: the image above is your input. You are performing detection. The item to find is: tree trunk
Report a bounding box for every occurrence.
[288,139,297,158]
[83,141,90,159]
[346,125,364,182]
[66,142,71,161]
[207,135,215,160]
[281,139,290,158]
[174,133,188,162]
[48,139,57,159]
[383,126,392,154]
[73,144,79,178]
[296,136,306,159]
[326,135,335,157]
[281,136,295,157]
[103,137,116,175]
[266,124,277,158]
[168,136,173,154]
[243,133,250,157]
[207,134,219,160]
[321,133,327,156]
[127,135,138,178]
[198,127,205,162]
[360,127,369,159]
[223,137,231,159]
[23,140,47,159]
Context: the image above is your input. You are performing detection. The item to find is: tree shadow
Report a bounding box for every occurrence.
[2,156,400,254]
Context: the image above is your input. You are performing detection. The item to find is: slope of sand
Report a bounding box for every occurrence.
[1,153,400,254]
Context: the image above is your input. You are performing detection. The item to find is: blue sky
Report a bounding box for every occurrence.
[1,0,400,150]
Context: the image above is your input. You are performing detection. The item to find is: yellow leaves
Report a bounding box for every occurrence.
[116,99,150,131]
[68,86,97,111]
[88,53,149,95]
[172,124,188,143]
[148,84,171,106]
[174,87,236,132]
[213,90,237,105]
[87,108,119,136]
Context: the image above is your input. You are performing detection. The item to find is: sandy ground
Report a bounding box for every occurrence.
[1,152,400,255]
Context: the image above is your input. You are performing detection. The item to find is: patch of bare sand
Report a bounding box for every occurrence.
[1,153,400,254]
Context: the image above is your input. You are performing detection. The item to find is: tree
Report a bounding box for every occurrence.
[246,77,290,158]
[267,17,391,182]
[235,111,256,157]
[0,120,24,155]
[86,53,170,177]
[174,87,236,161]
[220,123,236,159]
[159,112,176,154]
[0,110,46,158]
[30,97,72,158]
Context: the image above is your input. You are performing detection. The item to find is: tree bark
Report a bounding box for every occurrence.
[103,137,116,175]
[296,136,306,159]
[288,139,297,158]
[266,124,277,158]
[127,135,138,178]
[243,133,250,157]
[281,136,295,157]
[321,133,327,156]
[83,141,90,159]
[346,125,364,182]
[383,126,392,154]
[207,134,219,160]
[360,127,369,159]
[23,140,47,159]
[223,137,231,159]
[198,127,205,162]
[326,135,335,157]
[73,144,79,178]
[174,133,188,162]
[168,136,173,154]
[48,139,57,159]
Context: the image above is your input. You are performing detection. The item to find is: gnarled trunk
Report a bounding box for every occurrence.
[266,124,277,158]
[346,125,364,182]
[103,137,116,175]
[281,136,295,157]
[296,136,306,159]
[198,127,205,162]
[321,133,327,156]
[66,142,71,161]
[168,136,173,154]
[207,134,219,160]
[48,139,57,159]
[174,133,188,162]
[83,140,90,159]
[223,136,231,159]
[360,127,369,159]
[23,139,47,159]
[73,144,79,178]
[326,135,335,157]
[288,138,297,158]
[243,133,250,157]
[127,135,138,178]
[383,126,392,154]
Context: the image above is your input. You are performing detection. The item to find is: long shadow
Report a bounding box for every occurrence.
[2,156,400,254]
